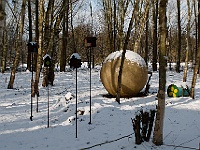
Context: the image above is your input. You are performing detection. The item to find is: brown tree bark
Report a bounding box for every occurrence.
[34,0,44,96]
[0,0,6,72]
[27,0,32,71]
[42,0,55,87]
[152,0,158,71]
[183,0,191,82]
[190,0,200,99]
[176,0,181,73]
[102,0,114,52]
[60,0,69,72]
[145,6,149,64]
[133,0,150,53]
[2,16,6,73]
[116,5,135,104]
[153,0,167,145]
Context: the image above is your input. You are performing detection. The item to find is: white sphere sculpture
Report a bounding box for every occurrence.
[100,50,148,97]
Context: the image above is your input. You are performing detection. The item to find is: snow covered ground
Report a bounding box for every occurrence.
[0,66,200,150]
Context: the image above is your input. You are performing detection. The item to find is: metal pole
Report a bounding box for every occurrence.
[47,79,50,128]
[76,67,78,138]
[30,53,33,121]
[89,47,92,124]
[36,96,38,112]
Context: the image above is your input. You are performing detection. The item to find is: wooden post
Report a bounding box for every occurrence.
[141,111,149,141]
[132,115,142,145]
[146,109,156,141]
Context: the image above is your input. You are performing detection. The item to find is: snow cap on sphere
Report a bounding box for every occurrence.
[103,50,147,67]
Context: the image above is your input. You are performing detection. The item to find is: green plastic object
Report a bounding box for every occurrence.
[167,84,190,97]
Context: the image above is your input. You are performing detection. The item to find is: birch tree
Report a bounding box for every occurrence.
[34,0,44,96]
[102,0,114,52]
[183,0,191,82]
[8,0,26,89]
[116,3,135,104]
[153,0,167,145]
[190,0,200,99]
[133,0,150,53]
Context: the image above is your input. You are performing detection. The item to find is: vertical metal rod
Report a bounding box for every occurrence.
[47,81,50,128]
[199,142,200,150]
[36,96,38,112]
[89,47,92,124]
[30,53,33,121]
[76,68,78,138]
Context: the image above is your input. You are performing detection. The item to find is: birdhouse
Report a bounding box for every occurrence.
[27,42,38,53]
[85,37,97,47]
[69,53,82,68]
[43,54,51,67]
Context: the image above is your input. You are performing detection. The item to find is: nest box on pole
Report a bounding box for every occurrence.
[85,37,97,48]
[28,42,38,53]
[43,54,51,67]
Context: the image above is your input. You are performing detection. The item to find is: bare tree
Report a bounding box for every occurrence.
[190,0,200,99]
[34,0,44,96]
[116,2,135,104]
[0,0,5,44]
[8,0,26,89]
[102,0,114,52]
[144,2,149,64]
[153,0,167,145]
[27,0,32,71]
[176,0,181,73]
[152,0,158,71]
[133,0,150,53]
[117,0,130,50]
[60,0,69,72]
[1,0,6,73]
[183,0,191,82]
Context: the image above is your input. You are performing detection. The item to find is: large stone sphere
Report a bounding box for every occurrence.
[100,50,148,97]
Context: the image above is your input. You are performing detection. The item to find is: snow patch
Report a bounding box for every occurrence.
[65,92,75,101]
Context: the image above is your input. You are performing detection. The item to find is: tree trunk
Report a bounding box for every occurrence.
[27,0,32,71]
[43,0,54,55]
[153,0,167,145]
[133,0,150,53]
[2,17,6,73]
[193,0,198,69]
[34,0,44,96]
[42,0,55,87]
[8,0,26,89]
[190,0,200,99]
[176,0,181,73]
[183,0,191,82]
[152,0,158,71]
[116,6,135,104]
[60,0,69,72]
[70,0,76,53]
[145,6,149,65]
[0,0,5,72]
[102,0,114,52]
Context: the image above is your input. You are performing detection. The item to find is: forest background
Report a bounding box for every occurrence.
[0,0,196,74]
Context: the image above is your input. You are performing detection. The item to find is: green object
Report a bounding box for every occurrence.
[167,84,190,97]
